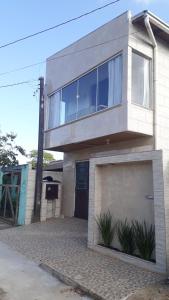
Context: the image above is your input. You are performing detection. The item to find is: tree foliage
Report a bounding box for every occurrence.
[29,150,55,168]
[0,132,26,167]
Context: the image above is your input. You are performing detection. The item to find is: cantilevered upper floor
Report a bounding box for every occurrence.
[44,10,169,151]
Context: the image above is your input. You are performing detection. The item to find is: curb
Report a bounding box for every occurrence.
[39,263,104,300]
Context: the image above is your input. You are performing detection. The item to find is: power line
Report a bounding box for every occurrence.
[0,0,120,50]
[0,79,38,89]
[0,26,158,89]
[0,29,138,89]
[0,29,140,77]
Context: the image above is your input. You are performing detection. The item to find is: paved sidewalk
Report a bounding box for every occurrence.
[0,218,165,300]
[0,220,12,230]
[0,241,90,300]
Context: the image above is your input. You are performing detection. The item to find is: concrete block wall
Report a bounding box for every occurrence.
[100,162,154,226]
[24,164,36,225]
[162,150,169,272]
[128,22,154,136]
[155,39,169,150]
[129,22,169,152]
[24,166,62,224]
[41,182,62,222]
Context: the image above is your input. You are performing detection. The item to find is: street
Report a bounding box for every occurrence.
[0,241,90,300]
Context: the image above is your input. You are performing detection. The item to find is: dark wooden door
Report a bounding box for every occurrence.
[74,161,89,220]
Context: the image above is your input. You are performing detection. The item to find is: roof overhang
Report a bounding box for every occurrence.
[132,10,169,43]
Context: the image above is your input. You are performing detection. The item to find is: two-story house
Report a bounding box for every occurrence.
[44,10,169,274]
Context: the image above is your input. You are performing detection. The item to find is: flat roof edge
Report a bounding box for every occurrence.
[46,10,130,62]
[132,10,169,32]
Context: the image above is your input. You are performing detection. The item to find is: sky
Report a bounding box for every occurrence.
[0,0,168,163]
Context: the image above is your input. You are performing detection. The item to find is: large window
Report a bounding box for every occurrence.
[132,52,151,108]
[47,91,60,129]
[61,81,77,124]
[47,54,122,129]
[98,62,109,111]
[78,70,97,118]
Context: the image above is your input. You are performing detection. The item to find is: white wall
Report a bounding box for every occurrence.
[25,165,62,224]
[46,11,129,95]
[100,162,154,224]
[155,38,169,150]
[44,12,155,151]
[88,150,167,273]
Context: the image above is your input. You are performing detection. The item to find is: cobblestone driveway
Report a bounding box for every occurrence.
[0,218,164,300]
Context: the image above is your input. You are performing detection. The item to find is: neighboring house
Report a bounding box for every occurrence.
[0,164,62,225]
[43,160,63,172]
[44,10,169,273]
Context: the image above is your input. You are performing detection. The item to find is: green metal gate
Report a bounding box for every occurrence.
[0,184,20,225]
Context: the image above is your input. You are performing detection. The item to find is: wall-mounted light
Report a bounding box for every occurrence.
[145,195,154,200]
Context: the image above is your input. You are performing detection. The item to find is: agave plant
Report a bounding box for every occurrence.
[133,220,155,261]
[117,219,135,255]
[96,211,115,248]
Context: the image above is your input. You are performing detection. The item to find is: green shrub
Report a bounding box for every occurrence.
[117,219,135,255]
[133,220,155,261]
[96,211,115,247]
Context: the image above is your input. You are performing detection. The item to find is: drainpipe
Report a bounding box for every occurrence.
[144,15,157,150]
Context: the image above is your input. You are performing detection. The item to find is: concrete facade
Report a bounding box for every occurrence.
[44,11,169,273]
[44,11,153,151]
[88,150,167,273]
[41,181,62,222]
[100,162,154,224]
[24,165,62,225]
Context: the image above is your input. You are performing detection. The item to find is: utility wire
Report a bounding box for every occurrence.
[0,0,120,50]
[0,29,140,77]
[0,26,154,89]
[0,79,38,89]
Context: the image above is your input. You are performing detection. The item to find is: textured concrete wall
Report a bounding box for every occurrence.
[46,12,129,95]
[44,11,169,273]
[88,150,167,273]
[127,22,154,135]
[128,21,169,151]
[24,165,36,225]
[155,38,169,150]
[44,105,128,150]
[25,166,62,225]
[162,150,169,273]
[62,137,153,217]
[41,182,62,222]
[44,14,154,150]
[100,162,154,223]
[44,10,130,150]
[127,19,169,273]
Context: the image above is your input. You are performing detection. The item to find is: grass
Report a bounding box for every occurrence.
[117,219,135,255]
[133,220,155,261]
[96,211,115,247]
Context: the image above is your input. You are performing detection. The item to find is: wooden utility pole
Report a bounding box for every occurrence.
[33,77,44,221]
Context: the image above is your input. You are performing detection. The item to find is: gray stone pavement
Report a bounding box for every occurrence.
[0,220,12,230]
[0,240,90,300]
[0,218,165,300]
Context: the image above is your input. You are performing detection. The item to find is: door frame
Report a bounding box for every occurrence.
[74,160,89,220]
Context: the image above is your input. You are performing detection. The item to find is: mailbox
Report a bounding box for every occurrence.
[45,184,58,200]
